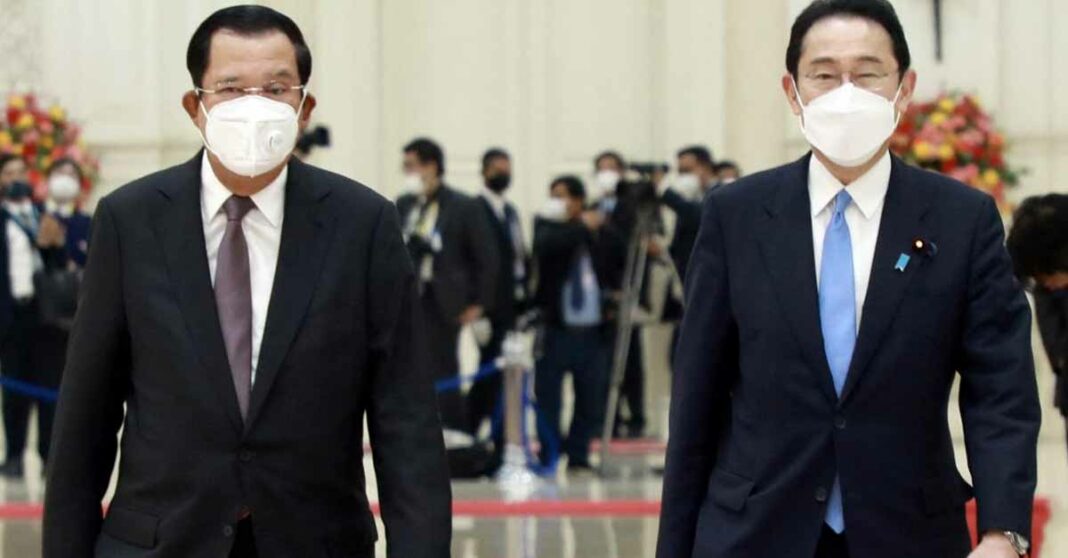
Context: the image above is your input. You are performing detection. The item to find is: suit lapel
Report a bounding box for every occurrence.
[757,155,838,406]
[245,158,334,431]
[839,158,931,405]
[153,153,244,434]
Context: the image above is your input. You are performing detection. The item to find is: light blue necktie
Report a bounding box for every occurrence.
[819,189,856,534]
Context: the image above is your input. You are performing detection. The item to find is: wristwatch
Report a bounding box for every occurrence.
[1002,531,1030,556]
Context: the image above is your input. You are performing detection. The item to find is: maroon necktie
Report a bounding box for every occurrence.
[215,195,256,421]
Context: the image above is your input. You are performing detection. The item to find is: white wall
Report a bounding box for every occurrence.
[4,0,1064,204]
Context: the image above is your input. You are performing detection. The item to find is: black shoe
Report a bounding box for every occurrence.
[567,461,594,474]
[0,460,24,479]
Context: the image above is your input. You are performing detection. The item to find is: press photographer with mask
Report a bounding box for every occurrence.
[44,6,451,557]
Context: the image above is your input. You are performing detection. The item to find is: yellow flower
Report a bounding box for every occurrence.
[914,141,935,161]
[40,156,52,170]
[41,136,54,150]
[938,144,955,161]
[15,113,34,130]
[982,169,1000,187]
[48,105,66,122]
[938,98,956,113]
[7,95,26,110]
[0,131,11,148]
[930,112,948,126]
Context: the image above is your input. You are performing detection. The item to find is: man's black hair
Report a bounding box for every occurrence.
[594,151,626,172]
[551,175,586,201]
[677,146,715,169]
[715,160,740,174]
[787,0,911,80]
[187,5,313,88]
[1007,194,1068,282]
[482,148,510,173]
[404,138,446,177]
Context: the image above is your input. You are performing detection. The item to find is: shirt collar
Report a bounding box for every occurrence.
[201,152,287,228]
[808,151,891,220]
[481,189,507,216]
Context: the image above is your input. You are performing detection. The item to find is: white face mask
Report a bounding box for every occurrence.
[674,173,701,199]
[402,172,425,196]
[48,174,80,204]
[198,94,304,178]
[795,80,902,168]
[595,170,621,197]
[539,198,568,221]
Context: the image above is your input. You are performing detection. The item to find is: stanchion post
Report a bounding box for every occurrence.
[496,331,539,491]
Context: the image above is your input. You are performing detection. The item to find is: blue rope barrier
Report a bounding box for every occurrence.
[0,376,59,403]
[434,361,501,393]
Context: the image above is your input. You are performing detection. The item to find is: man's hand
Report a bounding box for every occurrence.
[37,214,66,248]
[581,210,605,231]
[647,239,664,259]
[968,532,1023,558]
[459,305,484,326]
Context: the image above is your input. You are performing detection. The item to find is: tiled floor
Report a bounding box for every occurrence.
[3,322,1066,557]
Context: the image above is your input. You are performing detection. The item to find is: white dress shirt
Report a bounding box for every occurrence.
[5,202,41,300]
[201,154,286,384]
[809,152,891,330]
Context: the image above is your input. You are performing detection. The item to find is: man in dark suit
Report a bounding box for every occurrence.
[658,2,1039,558]
[658,147,710,365]
[44,7,451,557]
[532,176,625,470]
[396,137,499,431]
[1007,194,1068,455]
[466,148,528,440]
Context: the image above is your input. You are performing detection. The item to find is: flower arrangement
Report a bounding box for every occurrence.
[891,92,1019,214]
[0,93,100,200]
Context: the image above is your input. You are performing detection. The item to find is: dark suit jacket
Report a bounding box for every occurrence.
[532,217,625,328]
[661,189,702,284]
[657,154,1039,558]
[44,154,452,558]
[1035,289,1067,414]
[477,196,528,329]
[397,185,499,322]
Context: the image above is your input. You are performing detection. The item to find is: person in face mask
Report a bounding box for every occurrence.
[714,160,742,187]
[0,153,61,480]
[466,148,529,451]
[532,176,625,471]
[395,138,500,435]
[658,2,1038,558]
[44,6,452,558]
[44,158,91,267]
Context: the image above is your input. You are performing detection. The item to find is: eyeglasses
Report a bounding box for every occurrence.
[801,71,897,94]
[195,83,306,105]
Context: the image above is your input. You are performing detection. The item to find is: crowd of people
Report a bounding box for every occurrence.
[395,137,742,471]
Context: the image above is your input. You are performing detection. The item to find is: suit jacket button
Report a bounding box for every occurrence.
[834,416,847,430]
[223,525,235,538]
[815,487,829,503]
[240,450,254,463]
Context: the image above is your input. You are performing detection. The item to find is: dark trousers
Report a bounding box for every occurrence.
[467,319,507,436]
[229,518,258,558]
[815,526,849,558]
[613,329,646,435]
[1,300,64,464]
[534,326,610,465]
[420,294,465,430]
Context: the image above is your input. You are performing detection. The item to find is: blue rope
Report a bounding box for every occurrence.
[0,376,59,403]
[434,361,501,393]
[521,370,560,476]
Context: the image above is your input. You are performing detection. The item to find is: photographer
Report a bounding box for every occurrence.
[532,176,625,471]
